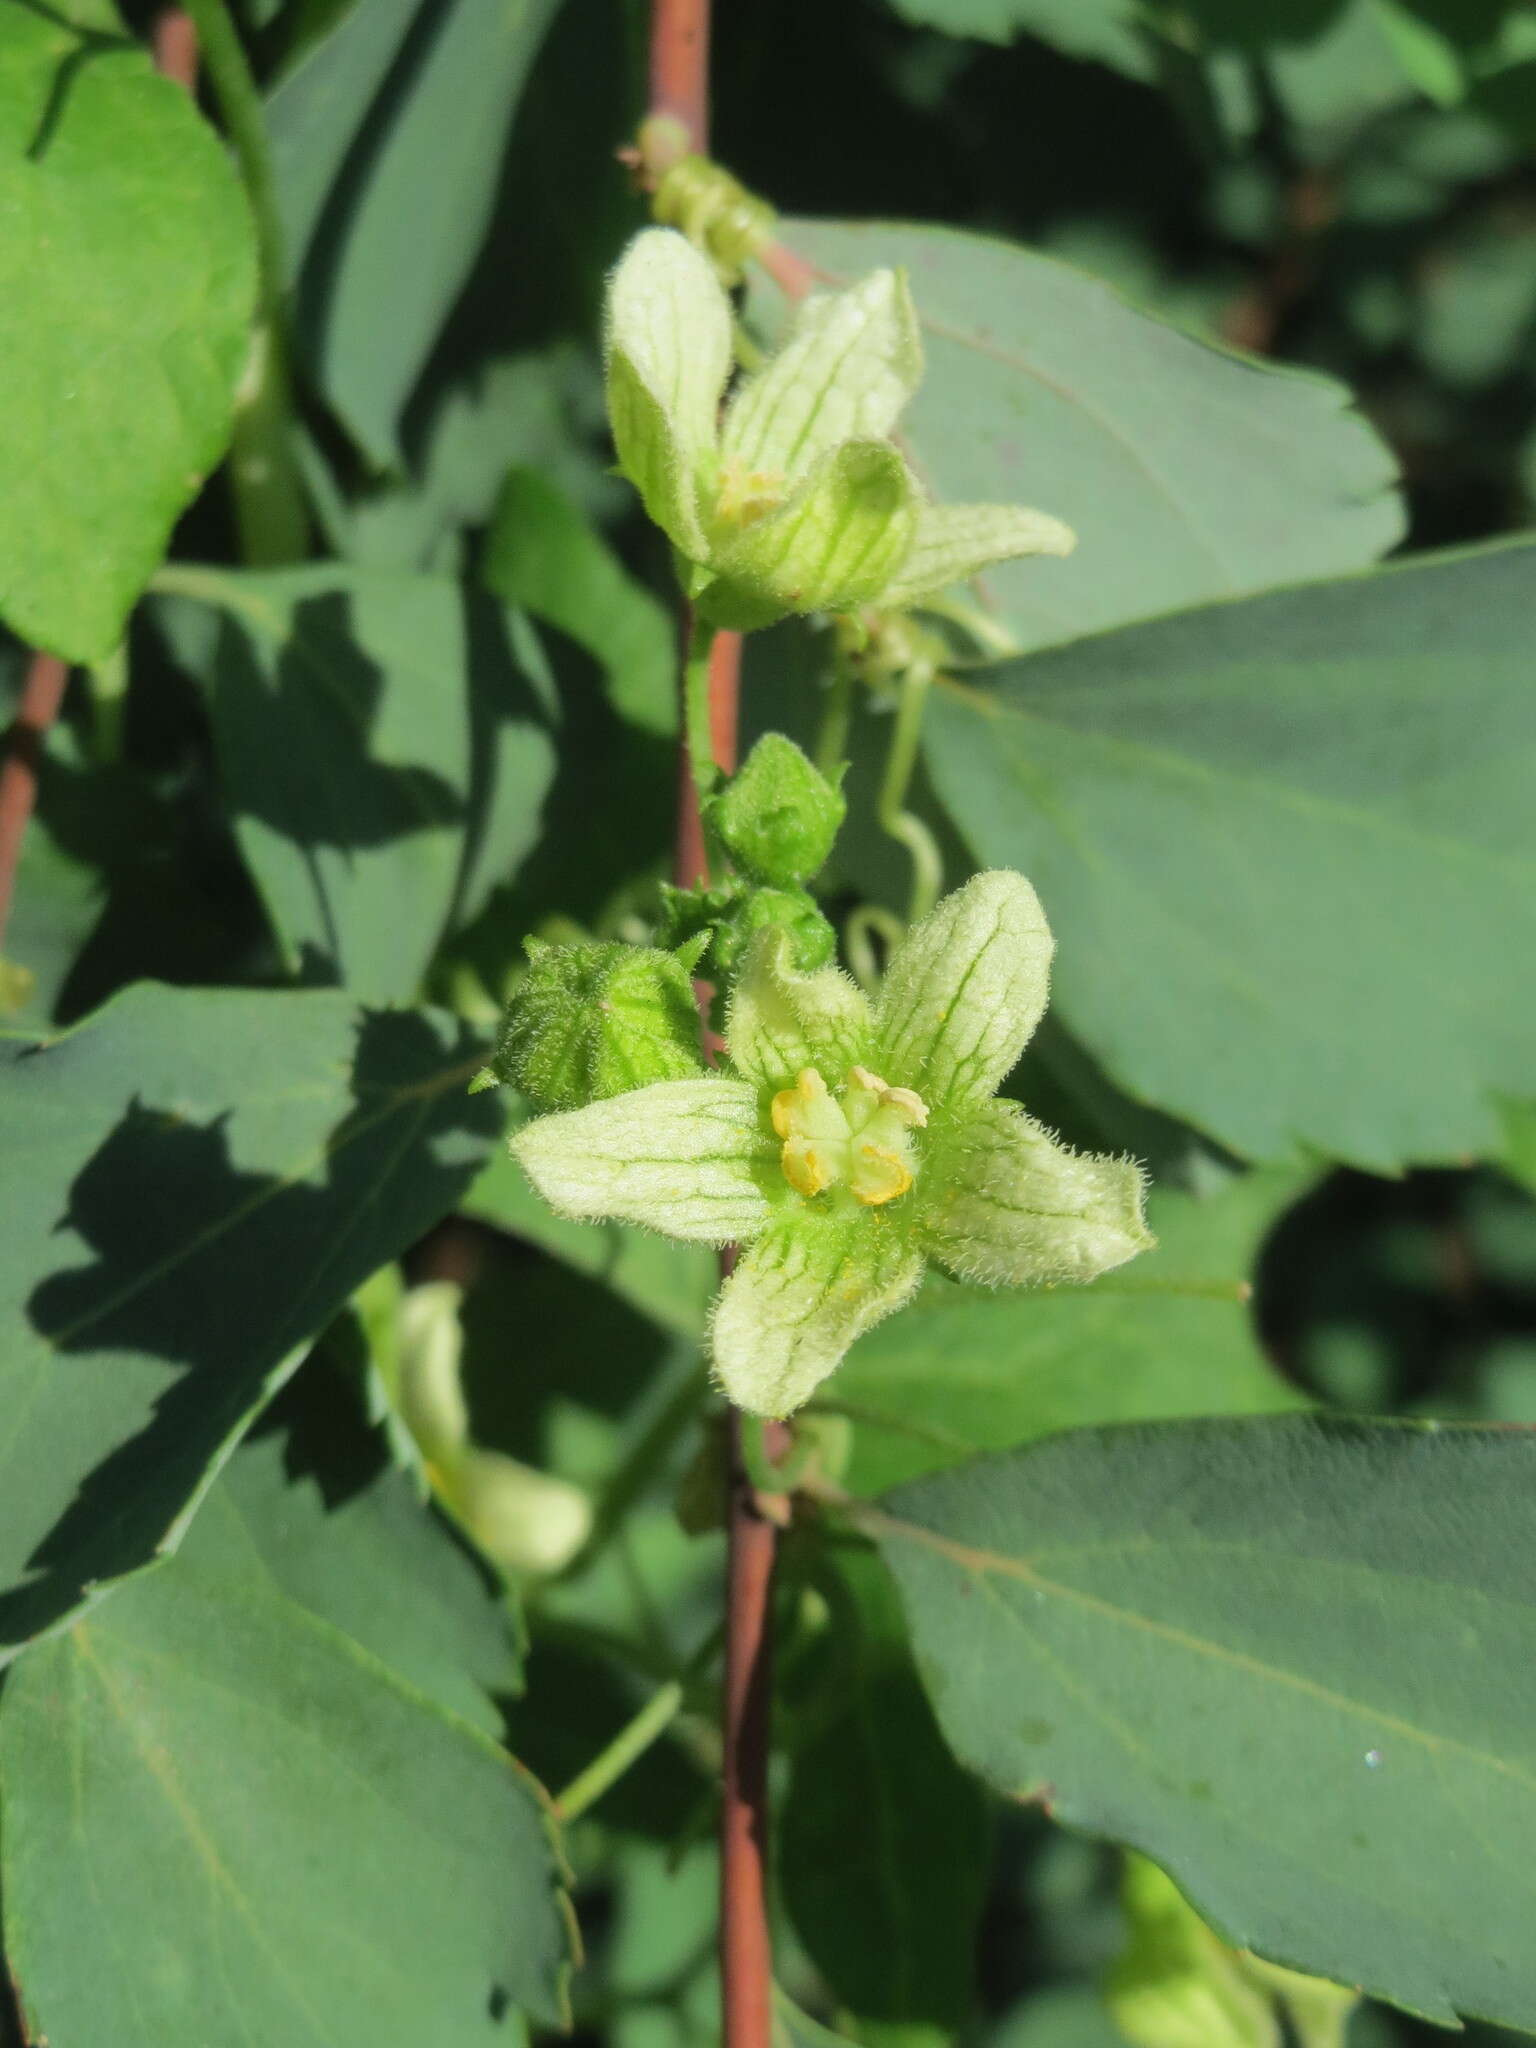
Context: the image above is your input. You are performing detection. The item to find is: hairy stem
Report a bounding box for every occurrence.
[0,652,69,959]
[554,1680,686,1823]
[685,617,722,817]
[814,658,854,779]
[878,661,944,924]
[179,0,310,564]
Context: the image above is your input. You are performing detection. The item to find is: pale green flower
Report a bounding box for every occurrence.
[605,228,1077,632]
[512,871,1151,1419]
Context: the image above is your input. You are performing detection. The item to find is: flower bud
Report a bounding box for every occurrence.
[658,878,837,987]
[707,734,846,886]
[491,936,707,1112]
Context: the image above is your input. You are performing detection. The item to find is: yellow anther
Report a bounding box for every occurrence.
[851,1143,914,1208]
[847,1065,929,1128]
[783,1139,833,1199]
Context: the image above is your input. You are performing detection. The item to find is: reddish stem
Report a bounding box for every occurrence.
[756,237,818,303]
[0,652,69,958]
[649,0,711,151]
[720,1403,789,2048]
[152,7,199,92]
[674,625,741,889]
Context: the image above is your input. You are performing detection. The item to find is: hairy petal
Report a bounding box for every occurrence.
[605,228,731,557]
[701,441,920,632]
[712,1210,925,1418]
[876,870,1054,1114]
[918,1101,1152,1286]
[511,1077,773,1245]
[879,500,1077,609]
[720,268,923,484]
[727,927,875,1094]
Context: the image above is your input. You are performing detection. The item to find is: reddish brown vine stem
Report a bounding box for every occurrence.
[151,7,199,92]
[0,651,69,960]
[646,0,782,2038]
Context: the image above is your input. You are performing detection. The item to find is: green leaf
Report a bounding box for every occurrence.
[878,0,1155,75]
[268,0,563,466]
[782,1545,990,2032]
[753,222,1401,655]
[200,1428,521,1726]
[0,1438,571,2046]
[868,1414,1536,2031]
[154,564,556,1004]
[821,1170,1304,1494]
[925,537,1536,1168]
[0,982,498,1659]
[0,8,257,661]
[483,467,676,735]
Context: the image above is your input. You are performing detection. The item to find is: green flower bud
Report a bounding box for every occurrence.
[706,734,846,886]
[657,877,837,986]
[492,936,707,1112]
[713,886,837,981]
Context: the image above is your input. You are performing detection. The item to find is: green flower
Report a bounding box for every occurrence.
[512,871,1152,1419]
[605,227,1077,632]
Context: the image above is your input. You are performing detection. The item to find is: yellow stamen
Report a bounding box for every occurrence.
[771,1063,928,1206]
[851,1143,914,1207]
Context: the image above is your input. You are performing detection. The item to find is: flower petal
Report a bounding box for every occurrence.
[878,501,1077,609]
[726,926,875,1094]
[917,1101,1152,1286]
[701,441,920,632]
[512,1077,773,1245]
[711,1210,925,1418]
[876,870,1054,1115]
[605,228,731,558]
[720,268,922,485]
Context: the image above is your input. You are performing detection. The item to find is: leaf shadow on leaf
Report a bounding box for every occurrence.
[4,1008,498,1650]
[173,581,554,994]
[12,2,133,162]
[208,587,464,921]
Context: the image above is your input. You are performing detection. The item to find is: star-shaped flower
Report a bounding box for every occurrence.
[605,227,1077,632]
[513,871,1152,1418]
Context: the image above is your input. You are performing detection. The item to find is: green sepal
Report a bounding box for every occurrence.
[491,935,708,1112]
[707,734,847,886]
[917,1100,1152,1287]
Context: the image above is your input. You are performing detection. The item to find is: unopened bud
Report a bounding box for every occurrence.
[707,734,846,886]
[491,936,707,1111]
